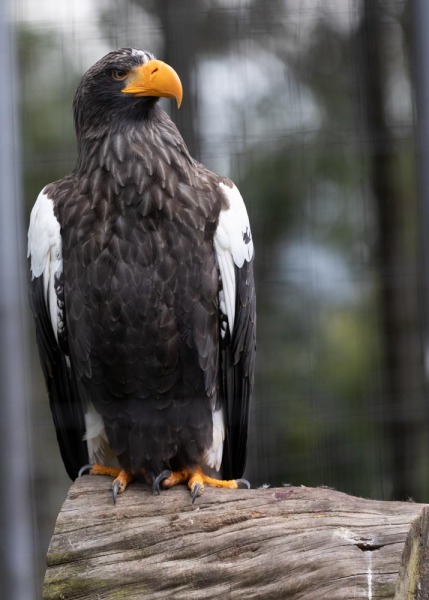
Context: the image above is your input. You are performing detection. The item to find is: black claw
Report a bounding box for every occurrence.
[236,478,251,489]
[191,483,202,504]
[152,469,172,495]
[78,464,93,477]
[112,480,121,505]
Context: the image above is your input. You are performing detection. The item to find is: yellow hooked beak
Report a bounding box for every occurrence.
[121,59,183,108]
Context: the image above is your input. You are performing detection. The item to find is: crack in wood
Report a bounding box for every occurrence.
[356,542,385,552]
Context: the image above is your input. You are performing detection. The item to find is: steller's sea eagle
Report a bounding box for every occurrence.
[28,48,256,503]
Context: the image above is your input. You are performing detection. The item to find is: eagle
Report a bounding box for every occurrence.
[28,48,256,503]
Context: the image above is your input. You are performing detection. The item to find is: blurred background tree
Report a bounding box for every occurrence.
[13,0,428,591]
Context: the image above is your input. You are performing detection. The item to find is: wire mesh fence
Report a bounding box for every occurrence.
[2,0,427,595]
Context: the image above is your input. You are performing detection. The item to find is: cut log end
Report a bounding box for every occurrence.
[43,476,429,599]
[395,505,429,599]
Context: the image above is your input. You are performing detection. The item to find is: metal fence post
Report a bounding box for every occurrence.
[0,2,36,598]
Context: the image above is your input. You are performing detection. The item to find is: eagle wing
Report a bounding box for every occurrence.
[28,189,88,479]
[214,182,256,479]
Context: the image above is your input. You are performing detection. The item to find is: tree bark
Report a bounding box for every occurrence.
[43,476,429,599]
[396,504,429,599]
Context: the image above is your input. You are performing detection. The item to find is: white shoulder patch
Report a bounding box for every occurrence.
[27,189,63,341]
[214,182,253,334]
[216,182,254,267]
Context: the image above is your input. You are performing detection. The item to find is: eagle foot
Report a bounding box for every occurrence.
[111,470,133,504]
[152,469,172,495]
[235,478,251,489]
[191,483,202,504]
[78,463,93,477]
[78,463,133,504]
[160,466,250,502]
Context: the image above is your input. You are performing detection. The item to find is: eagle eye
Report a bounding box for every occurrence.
[111,69,128,81]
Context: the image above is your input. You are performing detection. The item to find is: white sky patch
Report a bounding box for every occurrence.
[14,0,165,84]
[386,70,413,127]
[15,0,98,24]
[215,0,253,6]
[197,44,321,174]
[13,0,110,72]
[285,0,361,36]
[280,238,361,305]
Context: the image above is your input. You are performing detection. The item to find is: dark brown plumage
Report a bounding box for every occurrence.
[28,48,255,498]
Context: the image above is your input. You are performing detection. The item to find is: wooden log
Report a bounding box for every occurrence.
[395,505,429,599]
[43,476,429,599]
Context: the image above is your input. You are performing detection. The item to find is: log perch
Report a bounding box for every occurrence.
[43,476,429,599]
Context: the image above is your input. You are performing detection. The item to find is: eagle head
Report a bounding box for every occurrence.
[73,48,183,138]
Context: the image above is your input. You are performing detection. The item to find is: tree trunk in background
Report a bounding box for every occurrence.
[360,0,424,500]
[413,0,429,505]
[156,0,201,159]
